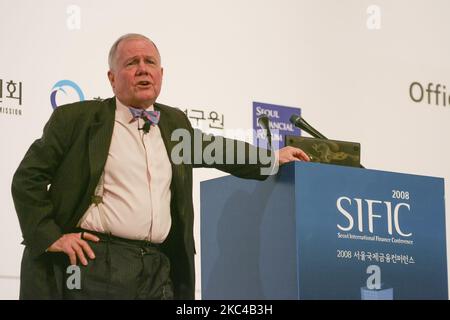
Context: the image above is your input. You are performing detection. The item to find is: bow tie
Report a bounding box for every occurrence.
[128,107,160,134]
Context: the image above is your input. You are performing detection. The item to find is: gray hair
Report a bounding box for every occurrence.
[108,33,161,70]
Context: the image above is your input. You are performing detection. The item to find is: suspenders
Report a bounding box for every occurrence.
[90,171,109,231]
[91,171,105,206]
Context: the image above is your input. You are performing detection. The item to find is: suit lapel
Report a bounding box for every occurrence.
[155,104,176,163]
[67,98,116,229]
[155,103,186,208]
[88,99,115,190]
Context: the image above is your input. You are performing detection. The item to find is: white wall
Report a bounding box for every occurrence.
[1,0,449,299]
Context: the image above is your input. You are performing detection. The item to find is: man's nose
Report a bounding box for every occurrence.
[136,60,149,75]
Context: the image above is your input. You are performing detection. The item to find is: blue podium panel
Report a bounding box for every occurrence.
[294,162,447,300]
[200,162,447,300]
[200,165,298,299]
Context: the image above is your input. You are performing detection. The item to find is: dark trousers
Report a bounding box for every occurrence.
[63,230,173,300]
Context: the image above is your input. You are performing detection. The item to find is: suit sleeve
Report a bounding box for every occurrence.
[175,111,275,179]
[11,108,70,258]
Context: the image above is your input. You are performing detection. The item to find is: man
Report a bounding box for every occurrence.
[11,33,310,299]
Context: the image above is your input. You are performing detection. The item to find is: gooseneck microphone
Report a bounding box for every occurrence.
[289,114,327,140]
[258,115,272,148]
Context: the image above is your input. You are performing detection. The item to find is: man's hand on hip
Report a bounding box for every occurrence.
[47,232,100,266]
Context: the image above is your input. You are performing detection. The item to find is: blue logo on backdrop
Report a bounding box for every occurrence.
[252,101,301,149]
[50,80,85,109]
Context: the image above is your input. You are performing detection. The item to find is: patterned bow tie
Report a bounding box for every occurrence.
[128,106,160,134]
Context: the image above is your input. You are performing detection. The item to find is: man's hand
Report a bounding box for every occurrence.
[47,232,100,266]
[276,146,310,165]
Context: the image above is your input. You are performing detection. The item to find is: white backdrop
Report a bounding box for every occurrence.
[1,0,450,299]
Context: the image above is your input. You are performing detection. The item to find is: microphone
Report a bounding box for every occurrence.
[289,114,327,139]
[138,119,151,134]
[258,115,272,148]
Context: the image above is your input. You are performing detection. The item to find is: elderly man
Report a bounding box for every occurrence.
[11,33,309,300]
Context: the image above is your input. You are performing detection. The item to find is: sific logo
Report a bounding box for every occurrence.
[50,80,85,109]
[336,195,414,246]
[336,197,412,237]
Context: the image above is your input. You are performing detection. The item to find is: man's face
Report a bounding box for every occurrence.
[108,38,163,108]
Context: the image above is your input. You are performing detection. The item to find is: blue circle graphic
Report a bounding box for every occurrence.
[50,80,85,109]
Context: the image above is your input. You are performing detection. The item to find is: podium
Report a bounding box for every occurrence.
[200,162,447,299]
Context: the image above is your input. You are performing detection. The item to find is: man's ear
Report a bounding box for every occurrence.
[107,70,115,89]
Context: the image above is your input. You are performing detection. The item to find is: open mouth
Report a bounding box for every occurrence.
[137,80,151,87]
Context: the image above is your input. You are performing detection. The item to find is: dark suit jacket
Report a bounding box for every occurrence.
[11,97,270,299]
